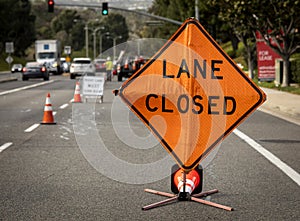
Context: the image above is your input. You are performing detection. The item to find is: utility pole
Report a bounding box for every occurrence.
[195,0,199,21]
[113,36,122,61]
[93,27,105,59]
[85,24,89,57]
[100,32,110,56]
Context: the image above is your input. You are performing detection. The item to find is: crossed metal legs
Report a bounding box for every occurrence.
[142,188,233,211]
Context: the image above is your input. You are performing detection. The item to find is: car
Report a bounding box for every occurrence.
[70,57,95,79]
[116,56,146,81]
[11,64,23,73]
[93,58,106,72]
[22,62,49,81]
[116,56,135,82]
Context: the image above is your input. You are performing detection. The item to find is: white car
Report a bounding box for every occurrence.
[70,57,95,79]
[11,64,23,73]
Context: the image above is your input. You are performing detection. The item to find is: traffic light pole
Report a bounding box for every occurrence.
[109,6,182,25]
[54,2,183,26]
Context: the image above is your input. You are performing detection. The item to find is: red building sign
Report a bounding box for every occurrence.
[256,32,281,81]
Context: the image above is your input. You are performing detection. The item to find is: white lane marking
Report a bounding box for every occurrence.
[24,123,40,133]
[233,129,300,186]
[59,103,69,109]
[60,135,70,140]
[53,111,57,116]
[70,98,74,103]
[21,109,31,113]
[0,142,13,153]
[0,80,55,96]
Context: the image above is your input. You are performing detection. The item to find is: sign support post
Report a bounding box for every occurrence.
[5,42,14,76]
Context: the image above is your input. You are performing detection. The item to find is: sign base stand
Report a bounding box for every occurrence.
[142,168,233,211]
[84,95,103,103]
[142,188,233,211]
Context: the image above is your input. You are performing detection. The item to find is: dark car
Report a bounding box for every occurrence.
[11,64,23,73]
[116,56,136,81]
[116,56,146,81]
[22,62,49,81]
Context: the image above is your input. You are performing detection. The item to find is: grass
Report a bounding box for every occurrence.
[253,78,300,95]
[0,54,26,72]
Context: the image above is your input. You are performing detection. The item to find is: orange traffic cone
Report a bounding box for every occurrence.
[41,93,56,124]
[171,165,203,194]
[73,81,82,103]
[174,169,200,194]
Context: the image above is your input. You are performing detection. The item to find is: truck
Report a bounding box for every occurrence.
[35,40,61,75]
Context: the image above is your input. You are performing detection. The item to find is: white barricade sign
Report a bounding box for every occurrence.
[82,76,105,98]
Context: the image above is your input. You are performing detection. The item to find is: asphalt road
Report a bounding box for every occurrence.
[0,74,299,220]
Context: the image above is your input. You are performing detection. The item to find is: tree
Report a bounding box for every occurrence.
[249,0,300,87]
[212,0,257,78]
[148,0,193,39]
[148,0,225,42]
[0,0,36,56]
[51,10,81,46]
[31,0,60,40]
[70,22,85,51]
[101,13,129,52]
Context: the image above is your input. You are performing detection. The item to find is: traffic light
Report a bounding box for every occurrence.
[48,0,54,13]
[102,2,108,15]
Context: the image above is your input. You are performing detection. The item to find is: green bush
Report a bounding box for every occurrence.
[290,59,300,83]
[226,50,236,58]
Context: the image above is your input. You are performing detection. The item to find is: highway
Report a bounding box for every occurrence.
[0,74,299,220]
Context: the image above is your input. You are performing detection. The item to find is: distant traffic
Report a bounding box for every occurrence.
[9,39,149,82]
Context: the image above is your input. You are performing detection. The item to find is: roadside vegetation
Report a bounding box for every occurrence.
[254,80,300,95]
[222,41,300,95]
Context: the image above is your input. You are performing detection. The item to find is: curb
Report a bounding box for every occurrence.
[259,105,300,126]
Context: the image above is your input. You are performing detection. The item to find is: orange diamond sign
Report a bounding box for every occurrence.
[119,18,266,171]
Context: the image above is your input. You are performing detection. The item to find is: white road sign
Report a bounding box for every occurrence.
[82,76,105,96]
[6,56,13,64]
[64,46,71,55]
[5,42,14,53]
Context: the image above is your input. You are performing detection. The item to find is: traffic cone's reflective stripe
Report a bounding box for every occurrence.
[177,177,196,189]
[180,185,192,194]
[177,178,196,194]
[44,105,53,111]
[44,94,53,111]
